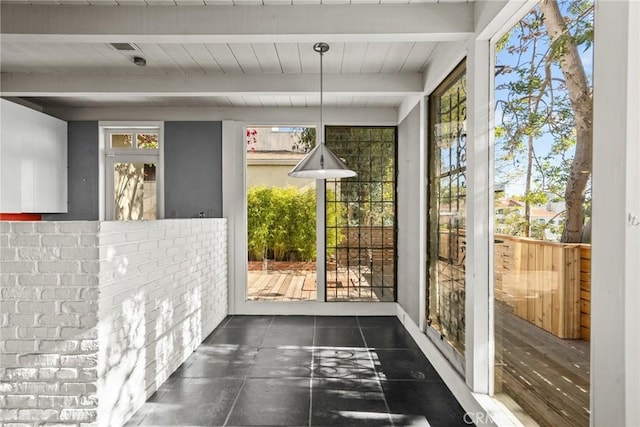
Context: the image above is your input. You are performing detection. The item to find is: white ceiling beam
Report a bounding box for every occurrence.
[0,72,425,97]
[0,4,473,43]
[42,106,399,125]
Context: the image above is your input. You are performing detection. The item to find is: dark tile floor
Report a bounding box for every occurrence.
[126,316,470,427]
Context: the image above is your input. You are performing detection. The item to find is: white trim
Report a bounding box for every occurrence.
[99,121,164,129]
[316,177,326,302]
[465,38,491,394]
[222,120,246,315]
[422,40,468,95]
[98,125,106,221]
[45,107,398,126]
[397,96,422,124]
[592,1,640,425]
[475,0,539,42]
[98,121,164,221]
[418,96,428,332]
[625,4,640,424]
[157,125,165,220]
[487,38,497,398]
[1,73,424,98]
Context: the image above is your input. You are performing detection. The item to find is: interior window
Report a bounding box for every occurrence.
[105,128,161,221]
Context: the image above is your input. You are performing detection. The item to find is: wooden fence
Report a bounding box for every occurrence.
[332,227,593,341]
[334,226,395,266]
[580,246,591,341]
[494,235,585,339]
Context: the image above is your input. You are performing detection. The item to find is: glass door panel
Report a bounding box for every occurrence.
[245,126,317,301]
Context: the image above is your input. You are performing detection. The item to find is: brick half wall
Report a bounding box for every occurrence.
[0,219,228,426]
[1,221,101,424]
[97,219,227,426]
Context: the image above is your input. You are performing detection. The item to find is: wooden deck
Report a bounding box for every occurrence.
[247,269,317,301]
[495,300,590,427]
[247,263,393,302]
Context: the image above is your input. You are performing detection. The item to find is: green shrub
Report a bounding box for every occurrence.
[247,186,344,261]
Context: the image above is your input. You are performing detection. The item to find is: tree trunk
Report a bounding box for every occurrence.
[524,133,534,237]
[539,0,593,243]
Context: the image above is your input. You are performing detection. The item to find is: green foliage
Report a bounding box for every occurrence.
[496,205,563,240]
[495,0,593,241]
[326,127,396,227]
[292,128,316,153]
[247,186,344,261]
[137,133,159,149]
[495,31,512,53]
[521,190,548,206]
[247,186,274,260]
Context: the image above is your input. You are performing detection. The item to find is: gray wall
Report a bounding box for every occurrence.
[44,121,99,221]
[396,104,422,324]
[164,121,223,218]
[46,121,223,221]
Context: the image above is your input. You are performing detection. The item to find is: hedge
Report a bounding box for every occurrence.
[247,186,343,261]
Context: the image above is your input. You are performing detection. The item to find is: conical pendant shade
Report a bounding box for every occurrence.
[288,144,356,179]
[288,42,356,180]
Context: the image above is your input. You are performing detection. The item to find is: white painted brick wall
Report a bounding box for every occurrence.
[0,221,100,425]
[96,219,227,427]
[1,219,228,427]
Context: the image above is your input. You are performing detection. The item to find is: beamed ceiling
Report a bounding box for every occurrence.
[0,1,475,111]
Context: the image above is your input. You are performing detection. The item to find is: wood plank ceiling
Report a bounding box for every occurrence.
[0,1,472,109]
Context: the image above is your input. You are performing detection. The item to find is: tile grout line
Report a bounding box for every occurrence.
[308,315,317,427]
[222,316,274,427]
[221,360,247,426]
[357,316,395,427]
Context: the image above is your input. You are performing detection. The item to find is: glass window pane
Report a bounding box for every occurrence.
[492,3,593,425]
[137,133,159,149]
[427,62,467,358]
[113,162,156,220]
[111,133,132,148]
[325,126,397,302]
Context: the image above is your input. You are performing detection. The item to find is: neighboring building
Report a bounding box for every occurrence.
[246,127,315,190]
[495,197,562,240]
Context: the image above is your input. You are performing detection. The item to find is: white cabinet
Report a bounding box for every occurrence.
[0,99,68,213]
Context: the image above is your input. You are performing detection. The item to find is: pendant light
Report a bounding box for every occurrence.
[288,43,356,179]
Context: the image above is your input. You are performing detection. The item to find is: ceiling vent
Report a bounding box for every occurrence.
[111,43,136,51]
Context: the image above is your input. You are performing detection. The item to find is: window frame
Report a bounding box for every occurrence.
[426,60,468,374]
[324,125,398,303]
[100,122,164,221]
[105,128,161,156]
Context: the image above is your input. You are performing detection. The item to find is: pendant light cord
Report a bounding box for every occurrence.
[319,46,324,147]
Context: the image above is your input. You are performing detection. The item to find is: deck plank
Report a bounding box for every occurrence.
[495,300,590,427]
[248,265,392,302]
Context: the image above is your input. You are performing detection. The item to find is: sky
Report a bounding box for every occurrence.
[493,0,594,198]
